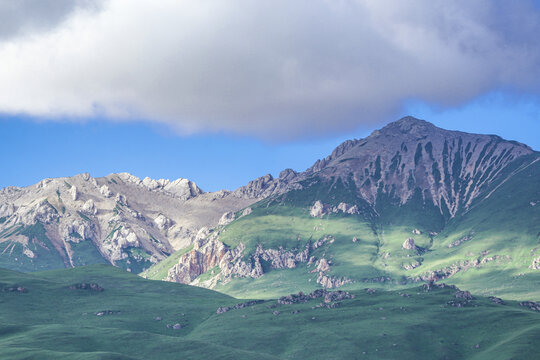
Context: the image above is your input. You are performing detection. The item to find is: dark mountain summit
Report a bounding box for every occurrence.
[307,116,533,216]
[240,116,535,221]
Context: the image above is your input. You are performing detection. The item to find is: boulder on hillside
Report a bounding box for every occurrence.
[309,200,328,217]
[402,238,416,250]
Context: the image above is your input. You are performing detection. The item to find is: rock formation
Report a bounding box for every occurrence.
[402,238,416,250]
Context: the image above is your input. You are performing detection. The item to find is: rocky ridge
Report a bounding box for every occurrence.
[0,172,255,272]
[166,233,350,289]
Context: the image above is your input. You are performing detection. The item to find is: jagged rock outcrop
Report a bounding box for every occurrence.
[100,185,112,198]
[216,300,264,314]
[448,232,475,248]
[0,203,16,217]
[309,201,359,217]
[402,238,416,250]
[278,289,354,305]
[520,301,540,312]
[70,186,78,201]
[166,235,352,289]
[16,199,59,225]
[103,226,141,261]
[218,211,235,226]
[82,199,97,215]
[61,220,97,242]
[166,240,262,284]
[240,207,252,217]
[310,201,328,217]
[414,255,511,282]
[403,261,421,270]
[316,273,352,288]
[154,214,173,231]
[530,256,540,270]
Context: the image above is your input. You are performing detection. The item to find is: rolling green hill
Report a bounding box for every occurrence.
[3,264,540,359]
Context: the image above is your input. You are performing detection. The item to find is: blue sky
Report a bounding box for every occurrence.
[1,91,538,192]
[0,2,539,191]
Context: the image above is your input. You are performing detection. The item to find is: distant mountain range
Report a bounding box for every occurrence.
[1,116,539,300]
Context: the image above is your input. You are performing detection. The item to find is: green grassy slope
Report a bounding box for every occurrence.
[2,265,540,359]
[180,155,540,301]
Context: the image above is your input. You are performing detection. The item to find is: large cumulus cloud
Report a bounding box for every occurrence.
[0,0,539,140]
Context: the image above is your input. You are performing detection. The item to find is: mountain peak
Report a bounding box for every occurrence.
[372,116,436,137]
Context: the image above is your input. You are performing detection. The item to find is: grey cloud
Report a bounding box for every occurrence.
[0,0,103,39]
[0,0,539,140]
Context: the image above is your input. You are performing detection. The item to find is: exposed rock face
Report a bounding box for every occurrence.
[232,169,301,199]
[240,207,252,217]
[448,232,475,248]
[255,244,305,269]
[316,273,352,288]
[100,185,112,198]
[218,211,235,226]
[0,172,257,272]
[303,117,534,217]
[403,261,421,270]
[115,193,128,206]
[103,226,141,261]
[166,235,351,289]
[315,258,331,272]
[336,202,359,214]
[82,199,97,215]
[309,201,359,217]
[455,290,473,300]
[61,219,96,242]
[402,238,416,250]
[70,186,78,201]
[216,300,264,314]
[0,203,16,217]
[166,240,262,284]
[413,255,510,282]
[154,214,173,231]
[16,199,59,225]
[530,256,540,270]
[310,201,328,217]
[278,289,354,305]
[520,301,540,312]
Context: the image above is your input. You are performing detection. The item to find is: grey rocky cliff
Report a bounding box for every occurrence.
[165,234,351,289]
[0,171,258,272]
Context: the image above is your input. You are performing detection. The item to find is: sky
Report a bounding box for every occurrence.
[0,1,539,191]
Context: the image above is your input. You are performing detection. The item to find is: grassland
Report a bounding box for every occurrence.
[2,265,540,359]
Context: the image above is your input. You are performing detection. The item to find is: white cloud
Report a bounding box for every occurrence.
[0,0,539,140]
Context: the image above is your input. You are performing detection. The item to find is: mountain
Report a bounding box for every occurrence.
[0,172,257,273]
[3,264,540,359]
[2,116,539,301]
[155,117,540,300]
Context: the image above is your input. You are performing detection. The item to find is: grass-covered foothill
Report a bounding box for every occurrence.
[2,264,540,359]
